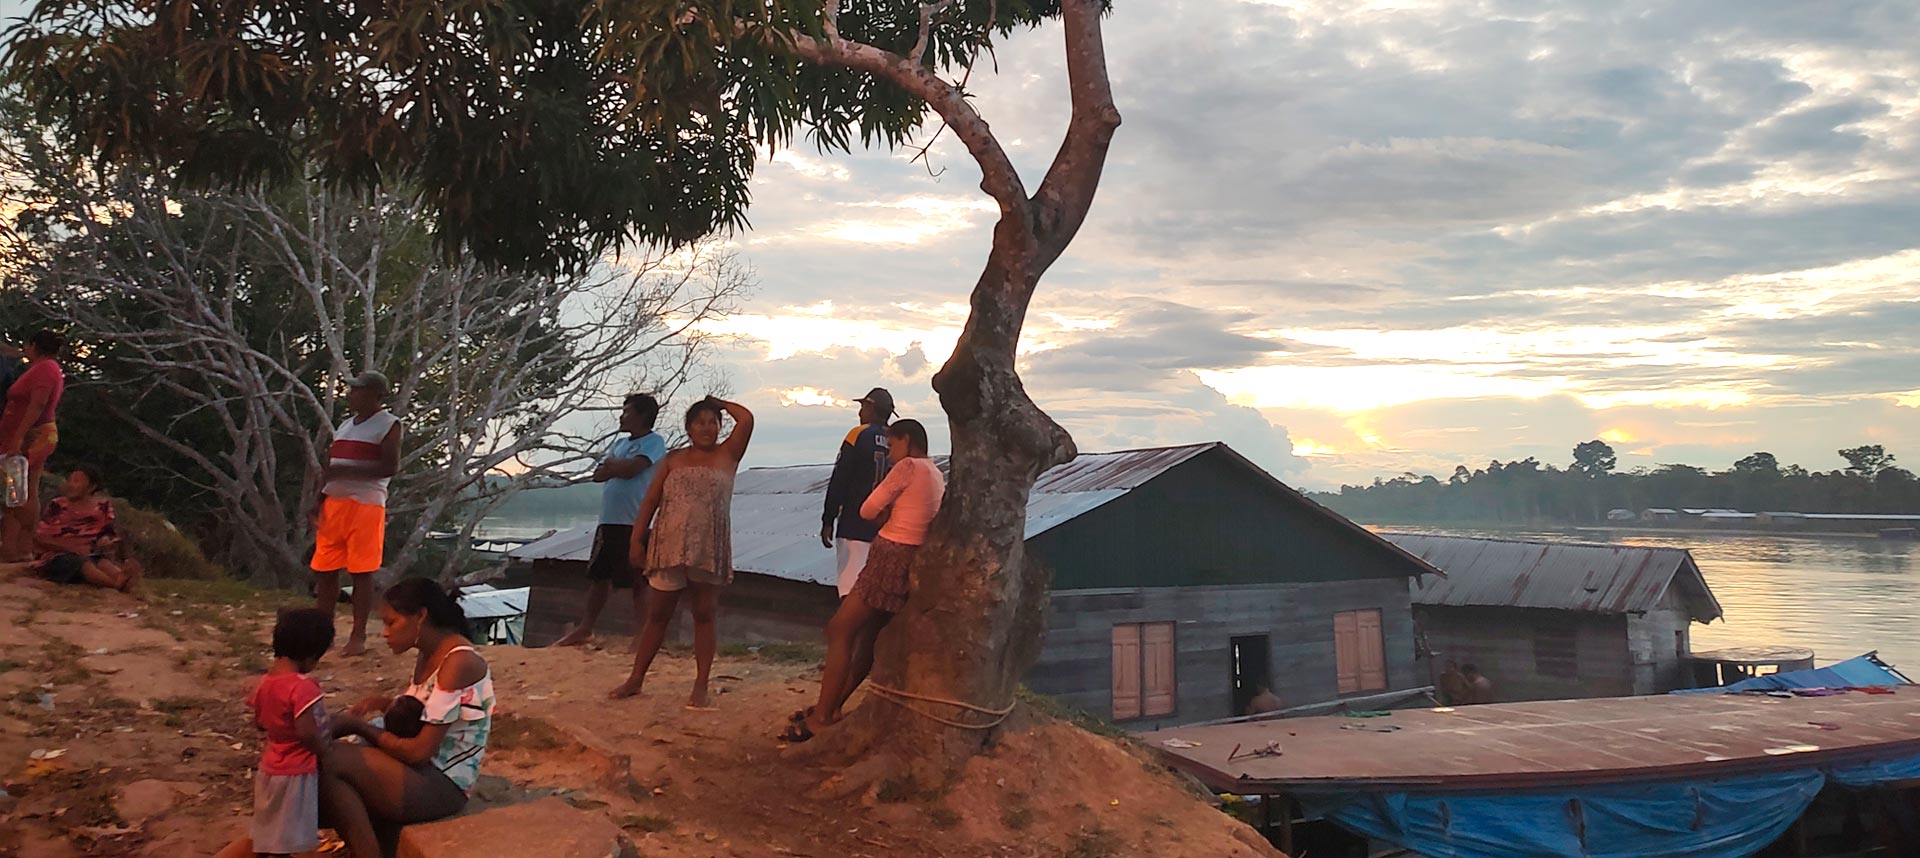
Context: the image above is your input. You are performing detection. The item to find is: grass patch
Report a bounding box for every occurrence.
[1016,687,1129,740]
[1001,795,1035,831]
[619,814,673,833]
[721,641,825,665]
[489,713,567,752]
[929,806,962,830]
[152,696,215,714]
[111,499,224,581]
[1062,826,1121,858]
[41,639,92,687]
[874,777,915,804]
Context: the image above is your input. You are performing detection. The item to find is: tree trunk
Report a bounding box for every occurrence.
[798,240,1076,791]
[787,0,1117,791]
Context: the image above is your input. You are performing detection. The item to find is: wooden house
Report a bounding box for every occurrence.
[516,442,1441,728]
[1385,533,1724,701]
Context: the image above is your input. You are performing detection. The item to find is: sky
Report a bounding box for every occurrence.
[9,0,1915,490]
[683,0,1920,489]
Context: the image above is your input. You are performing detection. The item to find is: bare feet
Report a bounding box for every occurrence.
[688,682,712,709]
[552,626,593,647]
[342,636,367,657]
[609,678,644,700]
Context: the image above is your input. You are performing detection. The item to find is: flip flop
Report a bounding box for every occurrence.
[778,721,815,744]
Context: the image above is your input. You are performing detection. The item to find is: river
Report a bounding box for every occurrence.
[484,513,1920,674]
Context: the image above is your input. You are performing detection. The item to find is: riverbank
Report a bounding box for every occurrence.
[0,574,1278,857]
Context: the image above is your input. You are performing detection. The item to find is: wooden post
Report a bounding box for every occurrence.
[1278,794,1295,856]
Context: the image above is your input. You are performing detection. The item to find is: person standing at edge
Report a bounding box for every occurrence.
[0,330,66,563]
[819,388,895,598]
[611,396,754,704]
[310,371,402,656]
[554,393,666,647]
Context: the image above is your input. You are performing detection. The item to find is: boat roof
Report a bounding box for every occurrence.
[1145,689,1920,793]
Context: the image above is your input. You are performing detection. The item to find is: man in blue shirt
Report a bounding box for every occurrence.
[555,393,667,647]
[820,387,894,598]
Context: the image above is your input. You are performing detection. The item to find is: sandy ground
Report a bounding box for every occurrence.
[0,575,1279,858]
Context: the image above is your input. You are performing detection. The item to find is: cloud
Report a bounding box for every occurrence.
[662,0,1920,490]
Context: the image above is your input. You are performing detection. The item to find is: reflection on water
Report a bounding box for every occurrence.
[1621,532,1919,673]
[1398,526,1920,674]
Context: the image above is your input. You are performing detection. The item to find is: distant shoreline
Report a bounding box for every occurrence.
[1362,520,1897,541]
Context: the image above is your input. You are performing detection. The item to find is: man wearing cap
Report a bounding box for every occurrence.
[310,370,403,655]
[820,388,894,598]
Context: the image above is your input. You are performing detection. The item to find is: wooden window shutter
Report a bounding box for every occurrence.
[1334,611,1361,694]
[1111,624,1142,720]
[1142,622,1177,717]
[1357,609,1387,692]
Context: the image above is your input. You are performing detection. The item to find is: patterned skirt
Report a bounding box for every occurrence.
[850,537,919,613]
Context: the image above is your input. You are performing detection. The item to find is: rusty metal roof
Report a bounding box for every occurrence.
[1388,533,1722,620]
[1146,690,1920,793]
[513,442,1440,586]
[513,444,1221,584]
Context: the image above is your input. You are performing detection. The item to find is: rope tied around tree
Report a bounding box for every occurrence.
[866,682,1017,731]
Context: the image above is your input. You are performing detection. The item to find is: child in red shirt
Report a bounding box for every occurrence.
[224,608,335,856]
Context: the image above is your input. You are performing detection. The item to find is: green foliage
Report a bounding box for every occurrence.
[1839,445,1896,479]
[110,498,224,581]
[1570,439,1617,478]
[1317,445,1920,525]
[3,0,1085,274]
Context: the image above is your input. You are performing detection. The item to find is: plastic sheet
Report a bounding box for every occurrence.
[1672,653,1909,695]
[1301,771,1824,858]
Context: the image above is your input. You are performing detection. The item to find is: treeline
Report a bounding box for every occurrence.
[1311,442,1920,525]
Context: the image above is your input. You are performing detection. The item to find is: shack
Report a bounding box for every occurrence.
[518,442,1441,727]
[1385,533,1723,701]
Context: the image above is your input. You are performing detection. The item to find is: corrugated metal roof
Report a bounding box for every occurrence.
[509,444,1222,585]
[457,585,529,620]
[1389,533,1723,620]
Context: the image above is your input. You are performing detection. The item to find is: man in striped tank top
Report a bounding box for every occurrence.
[310,371,403,655]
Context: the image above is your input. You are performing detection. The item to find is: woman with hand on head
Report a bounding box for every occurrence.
[611,396,754,706]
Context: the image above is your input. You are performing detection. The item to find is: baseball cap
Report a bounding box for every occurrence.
[347,370,391,394]
[855,387,896,416]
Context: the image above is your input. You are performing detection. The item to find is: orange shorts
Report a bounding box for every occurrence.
[311,496,386,575]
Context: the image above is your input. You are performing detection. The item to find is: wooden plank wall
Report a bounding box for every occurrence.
[522,559,839,648]
[1628,587,1697,694]
[1025,577,1419,730]
[1416,605,1632,702]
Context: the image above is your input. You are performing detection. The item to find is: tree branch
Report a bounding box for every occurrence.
[1029,0,1122,271]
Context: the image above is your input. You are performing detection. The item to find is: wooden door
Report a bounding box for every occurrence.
[1111,624,1142,720]
[1142,622,1177,717]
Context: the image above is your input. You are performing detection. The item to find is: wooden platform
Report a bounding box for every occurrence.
[1144,689,1920,792]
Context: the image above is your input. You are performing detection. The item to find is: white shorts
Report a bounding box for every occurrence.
[834,539,872,597]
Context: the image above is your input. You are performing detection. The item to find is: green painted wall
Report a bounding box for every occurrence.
[1031,447,1423,590]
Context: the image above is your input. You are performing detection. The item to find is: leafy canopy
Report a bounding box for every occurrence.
[5,0,1071,273]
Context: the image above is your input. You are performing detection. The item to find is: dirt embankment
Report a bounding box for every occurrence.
[0,575,1279,858]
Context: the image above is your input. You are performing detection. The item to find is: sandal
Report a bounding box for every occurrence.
[788,706,814,724]
[778,721,816,744]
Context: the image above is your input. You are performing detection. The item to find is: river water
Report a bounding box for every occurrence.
[486,512,1920,674]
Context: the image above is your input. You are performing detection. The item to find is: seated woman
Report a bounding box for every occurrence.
[0,466,142,592]
[321,578,495,856]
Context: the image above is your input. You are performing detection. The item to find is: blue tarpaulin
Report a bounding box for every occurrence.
[1301,772,1824,858]
[1672,652,1910,695]
[1301,741,1920,857]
